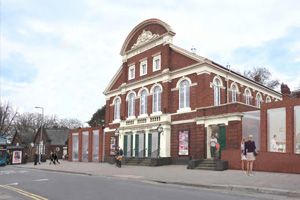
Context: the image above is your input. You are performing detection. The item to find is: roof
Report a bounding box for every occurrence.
[45,128,69,146]
[19,131,36,145]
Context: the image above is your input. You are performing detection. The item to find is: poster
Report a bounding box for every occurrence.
[12,151,22,164]
[110,137,116,155]
[179,131,189,155]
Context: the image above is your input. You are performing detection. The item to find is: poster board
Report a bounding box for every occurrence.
[12,151,22,164]
[110,137,116,155]
[179,131,189,155]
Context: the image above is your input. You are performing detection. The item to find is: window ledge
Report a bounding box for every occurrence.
[111,119,121,124]
[138,114,148,118]
[176,107,192,114]
[127,116,136,120]
[150,111,162,116]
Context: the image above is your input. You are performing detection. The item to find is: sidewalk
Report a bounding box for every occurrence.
[10,160,300,198]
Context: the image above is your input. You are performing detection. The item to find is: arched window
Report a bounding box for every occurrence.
[128,93,135,117]
[153,86,161,113]
[114,98,120,120]
[214,79,221,106]
[266,96,271,103]
[140,90,147,115]
[179,80,190,109]
[231,85,237,102]
[256,94,261,108]
[245,90,250,105]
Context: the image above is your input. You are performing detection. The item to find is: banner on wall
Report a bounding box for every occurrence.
[12,151,22,164]
[179,131,189,155]
[110,137,116,155]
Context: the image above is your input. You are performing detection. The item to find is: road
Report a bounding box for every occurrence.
[0,166,296,200]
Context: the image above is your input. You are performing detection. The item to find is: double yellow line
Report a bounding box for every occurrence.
[0,184,48,200]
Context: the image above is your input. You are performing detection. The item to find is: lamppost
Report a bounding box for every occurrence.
[115,128,119,151]
[35,106,44,164]
[157,124,163,157]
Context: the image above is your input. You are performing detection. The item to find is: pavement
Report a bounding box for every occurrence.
[9,160,300,198]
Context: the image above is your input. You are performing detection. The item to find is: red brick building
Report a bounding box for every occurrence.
[102,18,281,165]
[68,126,104,162]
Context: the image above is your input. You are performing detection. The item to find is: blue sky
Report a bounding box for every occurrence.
[1,0,300,123]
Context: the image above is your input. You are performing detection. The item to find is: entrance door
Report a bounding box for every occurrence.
[123,135,128,157]
[218,126,226,158]
[135,134,139,157]
[148,133,152,157]
[130,135,133,157]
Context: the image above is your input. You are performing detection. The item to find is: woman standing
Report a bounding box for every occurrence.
[244,135,256,176]
[210,134,217,160]
[241,137,247,173]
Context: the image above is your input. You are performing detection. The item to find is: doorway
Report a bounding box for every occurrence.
[206,125,226,159]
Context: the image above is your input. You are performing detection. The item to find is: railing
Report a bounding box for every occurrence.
[124,150,131,158]
[150,116,160,122]
[138,149,145,158]
[126,120,134,125]
[150,149,159,158]
[137,118,146,124]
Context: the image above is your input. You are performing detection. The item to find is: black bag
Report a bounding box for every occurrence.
[254,149,258,156]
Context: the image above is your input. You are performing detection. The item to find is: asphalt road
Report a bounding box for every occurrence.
[0,166,296,200]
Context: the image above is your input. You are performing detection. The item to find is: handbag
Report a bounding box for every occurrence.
[216,143,220,149]
[254,149,258,156]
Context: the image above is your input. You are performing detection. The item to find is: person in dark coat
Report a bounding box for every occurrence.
[244,135,256,176]
[54,151,60,164]
[34,153,38,165]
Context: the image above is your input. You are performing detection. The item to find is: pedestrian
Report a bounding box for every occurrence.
[49,151,54,165]
[241,137,247,174]
[214,132,220,159]
[210,134,217,160]
[52,151,56,165]
[6,150,11,165]
[23,153,28,164]
[115,148,120,166]
[244,135,256,176]
[54,151,60,164]
[34,153,38,166]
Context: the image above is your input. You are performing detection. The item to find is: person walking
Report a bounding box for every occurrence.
[244,135,256,176]
[54,151,60,164]
[49,151,53,164]
[241,137,247,174]
[210,134,217,160]
[34,153,38,166]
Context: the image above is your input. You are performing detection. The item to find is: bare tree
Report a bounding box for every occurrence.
[59,118,83,129]
[243,67,280,90]
[0,101,18,137]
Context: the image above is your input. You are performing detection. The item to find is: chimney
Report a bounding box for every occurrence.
[281,83,291,100]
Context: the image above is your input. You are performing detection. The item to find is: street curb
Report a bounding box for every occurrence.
[9,166,300,198]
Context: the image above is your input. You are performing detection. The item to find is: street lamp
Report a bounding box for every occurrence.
[157,124,163,157]
[35,106,44,164]
[115,128,119,151]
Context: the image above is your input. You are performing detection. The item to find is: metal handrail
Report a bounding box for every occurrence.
[150,149,158,158]
[124,150,131,158]
[138,149,144,158]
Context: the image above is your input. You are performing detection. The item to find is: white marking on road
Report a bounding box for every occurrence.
[18,171,29,173]
[6,182,19,186]
[0,170,16,175]
[33,179,49,182]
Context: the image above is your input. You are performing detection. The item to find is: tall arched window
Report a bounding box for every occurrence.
[231,85,237,102]
[256,94,261,108]
[179,80,190,109]
[214,79,221,106]
[114,98,120,120]
[153,86,161,113]
[140,90,147,115]
[245,90,250,105]
[128,93,135,117]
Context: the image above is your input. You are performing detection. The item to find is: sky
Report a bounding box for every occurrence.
[1,0,300,124]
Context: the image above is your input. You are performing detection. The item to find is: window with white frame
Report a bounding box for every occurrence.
[266,96,271,103]
[128,65,135,80]
[256,94,261,108]
[128,93,135,117]
[153,54,161,71]
[140,90,148,115]
[214,79,221,106]
[245,90,250,105]
[114,98,121,120]
[179,80,190,109]
[140,60,147,76]
[153,86,161,113]
[231,85,237,102]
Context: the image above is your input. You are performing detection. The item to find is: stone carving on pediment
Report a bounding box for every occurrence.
[131,30,159,49]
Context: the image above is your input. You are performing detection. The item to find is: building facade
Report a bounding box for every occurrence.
[103,19,281,164]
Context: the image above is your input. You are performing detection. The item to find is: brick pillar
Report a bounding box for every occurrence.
[162,82,170,113]
[281,83,291,100]
[68,132,72,161]
[99,127,103,162]
[260,109,267,152]
[121,94,126,120]
[88,130,93,162]
[286,106,293,153]
[105,99,110,127]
